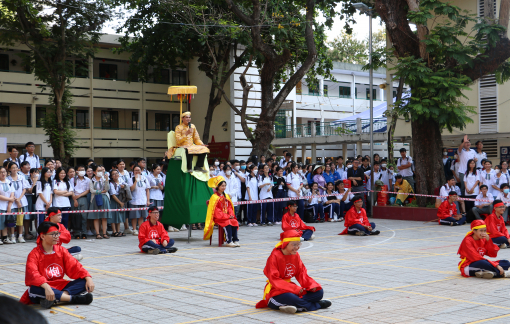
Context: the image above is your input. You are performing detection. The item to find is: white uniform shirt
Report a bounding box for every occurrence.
[7,176,29,208]
[118,170,131,185]
[335,165,346,180]
[224,174,239,202]
[491,174,506,198]
[245,175,259,201]
[457,148,476,174]
[336,190,354,204]
[379,169,392,188]
[0,179,14,210]
[474,151,487,169]
[53,180,74,208]
[258,175,273,200]
[364,170,382,191]
[3,157,21,167]
[109,181,122,196]
[148,173,164,201]
[463,171,480,196]
[35,181,53,210]
[73,177,91,195]
[130,176,150,205]
[19,153,40,169]
[307,190,326,205]
[439,184,461,202]
[496,192,510,207]
[286,172,303,198]
[450,161,460,179]
[397,156,413,177]
[474,192,493,207]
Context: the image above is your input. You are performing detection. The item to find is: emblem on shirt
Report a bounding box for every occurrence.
[284,263,297,278]
[45,263,64,279]
[477,248,486,256]
[497,224,501,232]
[289,219,298,228]
[149,230,159,239]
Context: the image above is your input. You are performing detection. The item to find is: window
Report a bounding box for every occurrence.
[132,112,139,130]
[36,107,46,127]
[339,86,351,98]
[75,60,88,78]
[101,110,118,129]
[0,106,9,126]
[172,70,186,85]
[393,90,397,98]
[75,110,89,128]
[99,63,117,79]
[275,110,287,138]
[171,114,180,130]
[296,81,302,95]
[0,54,8,71]
[157,69,170,84]
[26,107,31,127]
[307,121,320,136]
[366,88,377,100]
[308,83,319,96]
[323,85,328,97]
[154,113,171,131]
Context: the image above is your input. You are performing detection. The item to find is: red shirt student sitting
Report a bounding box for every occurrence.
[138,206,177,254]
[484,200,510,248]
[437,191,466,226]
[20,222,94,309]
[339,195,380,236]
[457,219,510,278]
[255,230,331,314]
[42,207,82,261]
[281,200,315,241]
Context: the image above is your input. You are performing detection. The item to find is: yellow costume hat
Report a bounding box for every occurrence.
[208,176,225,189]
[275,230,302,248]
[181,111,191,118]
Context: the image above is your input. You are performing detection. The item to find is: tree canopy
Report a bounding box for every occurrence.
[327,30,386,65]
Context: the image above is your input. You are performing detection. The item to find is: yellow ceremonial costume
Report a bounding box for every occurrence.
[175,122,210,155]
[395,179,414,204]
[203,176,237,240]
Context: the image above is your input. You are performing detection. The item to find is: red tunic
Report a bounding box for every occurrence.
[212,193,239,228]
[485,213,510,239]
[457,235,500,277]
[339,207,370,235]
[19,245,91,304]
[255,248,321,308]
[138,220,171,252]
[437,200,457,223]
[281,212,315,234]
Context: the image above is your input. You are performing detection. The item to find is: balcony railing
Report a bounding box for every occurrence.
[275,118,387,139]
[94,127,139,130]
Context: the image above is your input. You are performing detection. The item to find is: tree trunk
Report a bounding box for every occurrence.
[202,82,221,144]
[250,110,275,158]
[411,117,445,206]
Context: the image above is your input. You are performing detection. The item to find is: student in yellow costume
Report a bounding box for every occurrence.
[203,176,240,247]
[394,174,414,205]
[175,112,209,173]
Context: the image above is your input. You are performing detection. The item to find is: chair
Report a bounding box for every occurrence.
[304,204,316,223]
[206,200,225,247]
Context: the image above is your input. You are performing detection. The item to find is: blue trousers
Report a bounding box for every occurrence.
[296,199,305,222]
[302,229,313,241]
[67,246,81,255]
[60,207,71,229]
[224,225,239,243]
[247,203,260,224]
[325,203,340,219]
[439,216,466,226]
[310,203,325,221]
[348,222,376,235]
[275,190,287,222]
[28,278,87,303]
[141,239,175,253]
[268,289,323,312]
[492,236,510,247]
[341,201,352,214]
[261,200,274,224]
[467,259,510,278]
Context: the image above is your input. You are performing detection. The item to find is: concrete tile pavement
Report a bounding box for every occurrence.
[1,219,510,323]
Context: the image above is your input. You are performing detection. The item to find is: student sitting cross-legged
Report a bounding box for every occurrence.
[339,195,380,236]
[281,201,316,241]
[458,219,510,279]
[484,200,510,248]
[19,222,94,309]
[138,206,177,254]
[437,191,467,226]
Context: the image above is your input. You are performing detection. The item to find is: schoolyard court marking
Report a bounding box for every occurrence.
[299,312,361,323]
[465,313,510,324]
[176,309,272,324]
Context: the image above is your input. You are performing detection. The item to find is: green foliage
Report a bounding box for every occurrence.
[43,90,77,159]
[328,30,386,65]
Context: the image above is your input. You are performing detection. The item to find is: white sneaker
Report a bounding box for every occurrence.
[17,236,26,243]
[86,230,94,236]
[267,222,273,226]
[167,226,178,232]
[279,306,297,314]
[248,223,253,227]
[3,238,14,244]
[234,241,240,247]
[73,254,83,261]
[475,271,495,279]
[225,242,237,248]
[180,224,187,231]
[310,234,315,240]
[123,228,133,234]
[300,237,304,241]
[0,240,3,245]
[253,223,258,227]
[505,270,510,278]
[10,237,16,244]
[501,243,508,249]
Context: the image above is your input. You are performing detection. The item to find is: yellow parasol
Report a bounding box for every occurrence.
[167,85,198,123]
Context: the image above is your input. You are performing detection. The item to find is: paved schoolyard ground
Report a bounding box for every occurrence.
[1,219,510,324]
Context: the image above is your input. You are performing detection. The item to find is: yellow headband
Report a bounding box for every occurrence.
[465,224,487,237]
[275,237,301,248]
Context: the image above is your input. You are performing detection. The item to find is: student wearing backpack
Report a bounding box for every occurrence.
[19,142,41,169]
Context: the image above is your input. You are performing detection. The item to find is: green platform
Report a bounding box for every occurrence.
[161,159,213,230]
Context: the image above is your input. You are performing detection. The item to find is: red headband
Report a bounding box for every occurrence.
[36,226,60,244]
[494,202,505,208]
[48,210,61,218]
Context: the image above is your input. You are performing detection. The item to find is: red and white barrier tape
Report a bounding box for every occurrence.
[232,191,371,206]
[379,191,493,203]
[0,206,164,216]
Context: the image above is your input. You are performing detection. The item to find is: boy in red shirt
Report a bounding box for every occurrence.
[458,219,510,278]
[255,230,331,313]
[20,222,94,308]
[138,206,177,254]
[281,201,316,241]
[437,191,466,226]
[484,200,510,248]
[42,207,82,261]
[339,195,380,236]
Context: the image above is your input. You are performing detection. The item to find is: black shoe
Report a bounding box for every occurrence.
[166,247,178,253]
[450,222,458,226]
[318,299,332,309]
[40,298,56,309]
[370,230,380,235]
[187,169,193,173]
[72,293,93,305]
[319,219,325,223]
[81,234,87,239]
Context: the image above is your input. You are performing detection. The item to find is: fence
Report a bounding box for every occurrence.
[274,118,387,139]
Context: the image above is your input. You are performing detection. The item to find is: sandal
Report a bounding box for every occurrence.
[74,234,81,239]
[103,234,110,239]
[96,234,103,240]
[118,232,126,237]
[197,224,203,230]
[25,234,35,240]
[112,232,119,237]
[192,224,197,230]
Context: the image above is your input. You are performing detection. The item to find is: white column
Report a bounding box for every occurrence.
[351,73,356,114]
[301,145,306,164]
[380,86,384,102]
[342,144,347,159]
[311,143,317,163]
[319,78,324,96]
